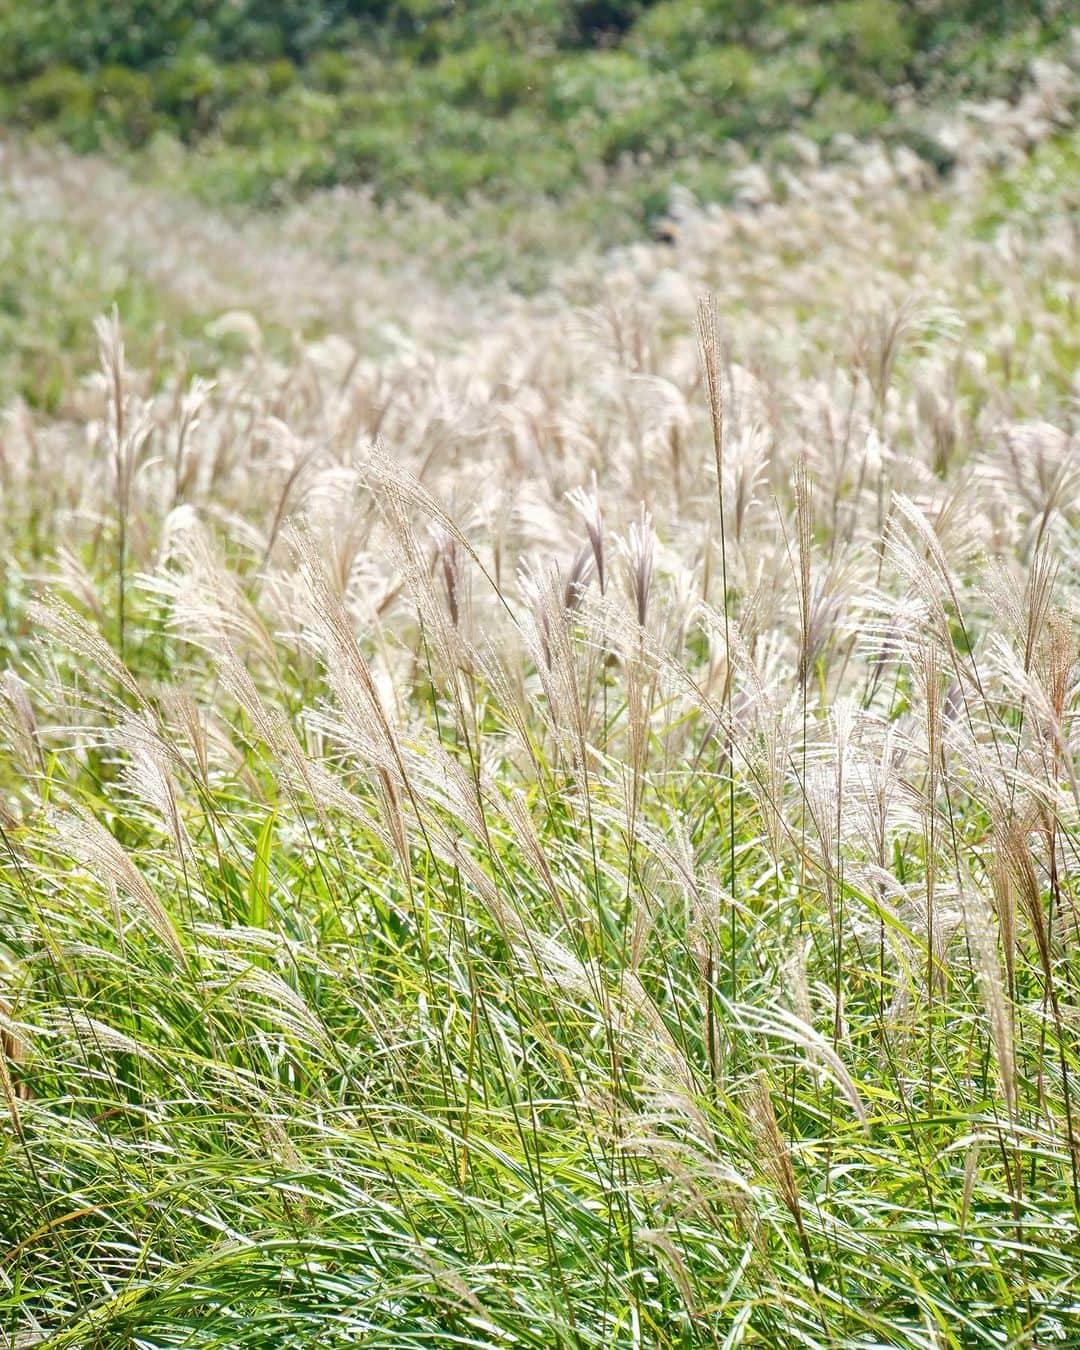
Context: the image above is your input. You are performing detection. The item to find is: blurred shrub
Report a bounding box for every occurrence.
[310,50,352,92]
[824,0,914,90]
[154,53,229,139]
[12,66,93,127]
[750,50,826,130]
[804,87,891,141]
[94,66,157,145]
[680,45,754,110]
[266,58,298,94]
[629,0,756,64]
[545,48,651,120]
[434,45,539,113]
[405,0,569,55]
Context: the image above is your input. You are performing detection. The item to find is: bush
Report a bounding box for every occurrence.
[154,53,229,139]
[219,98,279,148]
[680,44,755,110]
[266,57,297,94]
[747,49,825,131]
[409,0,570,55]
[310,49,352,92]
[332,121,416,190]
[94,65,156,145]
[11,65,93,127]
[825,0,914,91]
[629,0,756,65]
[593,101,670,163]
[433,44,539,113]
[421,145,504,196]
[544,48,650,119]
[803,87,890,141]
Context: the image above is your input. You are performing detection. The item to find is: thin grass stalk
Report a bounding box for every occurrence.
[696,293,737,1072]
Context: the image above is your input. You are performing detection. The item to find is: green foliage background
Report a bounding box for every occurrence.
[0,1,1071,219]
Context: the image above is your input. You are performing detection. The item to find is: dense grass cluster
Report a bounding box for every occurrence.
[1,0,1074,219]
[1,51,1080,1350]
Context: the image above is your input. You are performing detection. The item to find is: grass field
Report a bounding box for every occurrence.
[1,45,1079,1350]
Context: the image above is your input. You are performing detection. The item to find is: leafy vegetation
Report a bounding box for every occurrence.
[0,0,1073,225]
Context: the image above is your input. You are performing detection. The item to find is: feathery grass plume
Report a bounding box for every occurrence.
[0,671,45,781]
[636,1227,699,1318]
[743,1002,869,1130]
[362,441,515,625]
[406,738,492,847]
[375,762,410,878]
[215,952,331,1052]
[853,298,921,414]
[55,1013,154,1062]
[157,688,212,791]
[567,473,605,595]
[0,1031,25,1139]
[985,615,1080,818]
[28,595,146,708]
[214,647,350,833]
[726,423,771,544]
[1019,547,1058,674]
[1000,811,1080,1204]
[169,373,216,506]
[783,937,815,1035]
[468,637,542,778]
[503,787,576,933]
[794,453,814,689]
[287,521,406,778]
[643,808,722,1082]
[615,506,659,895]
[746,1074,807,1234]
[891,493,1007,758]
[722,621,788,872]
[518,555,590,776]
[149,508,281,669]
[963,891,1017,1121]
[1036,608,1077,801]
[891,495,968,622]
[116,714,191,859]
[999,422,1080,556]
[432,525,462,629]
[696,295,724,488]
[51,810,185,961]
[1002,814,1050,986]
[989,840,1018,1005]
[884,504,952,646]
[562,542,596,615]
[367,467,486,747]
[52,543,109,628]
[620,503,655,631]
[255,418,323,567]
[1040,609,1073,727]
[805,761,839,924]
[94,309,154,663]
[0,993,29,1118]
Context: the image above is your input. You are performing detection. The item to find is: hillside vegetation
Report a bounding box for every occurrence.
[0,0,1074,223]
[1,10,1079,1350]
